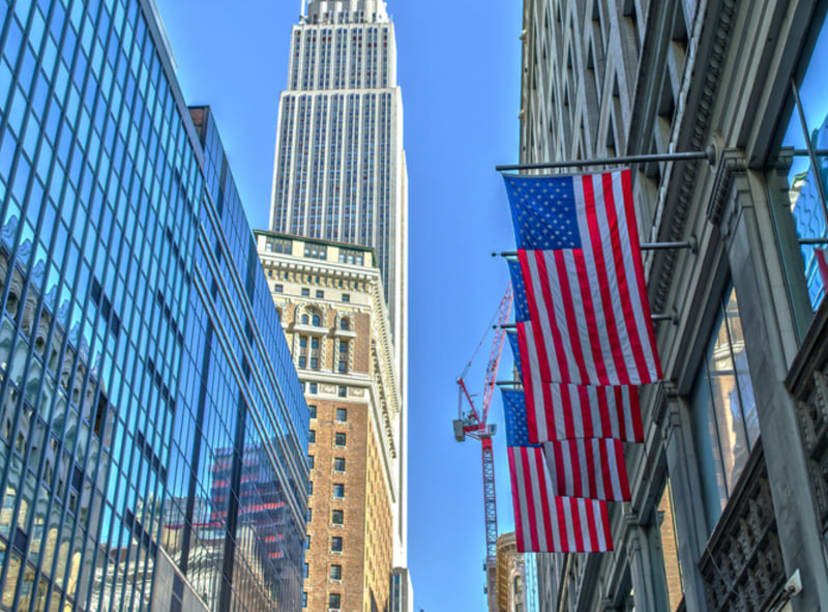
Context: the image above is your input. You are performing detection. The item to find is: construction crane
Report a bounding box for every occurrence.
[453,286,513,607]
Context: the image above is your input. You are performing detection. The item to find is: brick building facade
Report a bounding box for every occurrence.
[257,231,403,611]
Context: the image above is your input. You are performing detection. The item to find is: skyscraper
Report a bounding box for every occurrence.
[268,0,408,385]
[257,231,407,611]
[0,2,308,609]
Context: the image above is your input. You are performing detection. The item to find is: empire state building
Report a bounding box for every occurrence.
[269,0,408,383]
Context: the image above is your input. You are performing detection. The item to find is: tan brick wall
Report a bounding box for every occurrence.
[363,427,392,611]
[304,398,369,611]
[659,484,683,611]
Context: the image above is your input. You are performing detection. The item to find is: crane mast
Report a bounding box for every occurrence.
[453,287,513,608]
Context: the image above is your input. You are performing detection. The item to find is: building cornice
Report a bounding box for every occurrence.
[648,0,741,315]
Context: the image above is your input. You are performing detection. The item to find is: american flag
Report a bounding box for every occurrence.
[503,390,614,552]
[546,438,631,501]
[504,169,662,385]
[502,386,643,444]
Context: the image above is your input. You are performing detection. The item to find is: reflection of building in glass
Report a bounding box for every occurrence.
[790,117,828,307]
[0,2,308,610]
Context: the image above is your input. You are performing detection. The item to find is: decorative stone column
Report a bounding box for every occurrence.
[662,396,710,611]
[707,149,828,609]
[625,514,671,611]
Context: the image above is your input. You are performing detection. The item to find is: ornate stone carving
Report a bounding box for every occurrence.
[698,446,785,611]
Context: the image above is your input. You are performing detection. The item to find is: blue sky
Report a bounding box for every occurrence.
[154,2,524,609]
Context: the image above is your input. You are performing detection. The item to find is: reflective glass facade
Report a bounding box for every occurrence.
[0,1,308,610]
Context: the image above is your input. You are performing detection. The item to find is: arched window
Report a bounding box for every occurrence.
[301,314,309,325]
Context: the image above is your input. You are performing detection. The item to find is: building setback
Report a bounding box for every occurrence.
[518,0,828,610]
[0,2,308,610]
[268,0,409,407]
[257,231,406,611]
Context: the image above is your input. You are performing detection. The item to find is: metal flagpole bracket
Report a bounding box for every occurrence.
[495,145,718,173]
[495,381,522,388]
[799,237,828,245]
[651,309,679,326]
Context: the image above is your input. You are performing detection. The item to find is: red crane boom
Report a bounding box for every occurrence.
[453,287,513,607]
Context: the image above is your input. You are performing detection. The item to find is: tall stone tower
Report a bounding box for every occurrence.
[269,0,408,394]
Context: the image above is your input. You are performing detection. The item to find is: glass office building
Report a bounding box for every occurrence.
[0,1,309,610]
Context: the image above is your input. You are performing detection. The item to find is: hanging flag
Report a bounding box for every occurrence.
[504,388,630,500]
[503,389,612,552]
[508,447,613,552]
[546,438,631,501]
[508,261,559,415]
[501,386,643,443]
[503,170,662,385]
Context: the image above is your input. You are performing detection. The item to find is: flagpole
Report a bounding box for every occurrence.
[495,146,717,172]
[496,313,675,329]
[492,241,695,259]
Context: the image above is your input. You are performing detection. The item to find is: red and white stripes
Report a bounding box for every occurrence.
[526,383,643,443]
[509,447,613,553]
[517,171,661,385]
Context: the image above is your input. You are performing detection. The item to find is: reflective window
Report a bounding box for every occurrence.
[329,592,341,608]
[336,408,347,422]
[332,509,343,525]
[691,285,759,532]
[334,457,345,472]
[333,484,344,499]
[331,537,343,552]
[335,432,346,447]
[768,14,828,339]
[330,564,342,580]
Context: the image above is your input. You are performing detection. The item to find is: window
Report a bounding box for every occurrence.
[767,16,828,339]
[691,285,758,532]
[334,457,345,472]
[308,480,313,495]
[335,433,346,447]
[329,593,341,609]
[339,248,364,265]
[332,509,343,524]
[330,564,342,580]
[309,383,318,395]
[303,592,308,608]
[308,455,315,469]
[301,288,310,297]
[338,386,347,398]
[298,356,307,368]
[333,483,344,498]
[309,430,316,443]
[310,357,319,370]
[305,244,327,260]
[312,314,322,326]
[339,318,349,330]
[300,337,308,348]
[311,338,319,349]
[266,237,292,254]
[331,536,343,552]
[342,293,350,303]
[308,507,313,522]
[301,313,309,324]
[336,408,347,422]
[304,562,309,578]
[338,361,347,373]
[305,536,311,550]
[274,284,283,293]
[316,290,324,298]
[308,405,317,419]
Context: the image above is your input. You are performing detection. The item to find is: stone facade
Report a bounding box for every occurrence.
[518,0,828,610]
[256,231,403,611]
